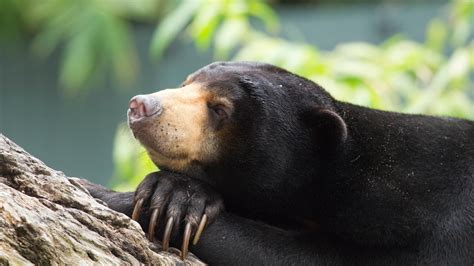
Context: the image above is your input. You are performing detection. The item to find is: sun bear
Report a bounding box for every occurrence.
[82,61,474,265]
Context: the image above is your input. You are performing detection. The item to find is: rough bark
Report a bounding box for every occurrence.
[0,134,204,265]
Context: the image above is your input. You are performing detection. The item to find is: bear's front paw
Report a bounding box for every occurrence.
[131,171,224,260]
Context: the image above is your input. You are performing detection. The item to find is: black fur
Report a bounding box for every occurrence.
[86,61,474,265]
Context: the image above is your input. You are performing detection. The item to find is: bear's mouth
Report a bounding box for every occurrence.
[127,106,194,174]
[132,128,185,160]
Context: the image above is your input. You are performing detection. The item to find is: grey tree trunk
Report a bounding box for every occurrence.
[0,134,204,265]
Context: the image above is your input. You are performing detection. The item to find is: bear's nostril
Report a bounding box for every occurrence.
[128,95,162,119]
[129,99,146,117]
[129,98,139,109]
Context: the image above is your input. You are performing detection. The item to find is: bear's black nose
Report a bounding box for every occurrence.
[128,95,162,119]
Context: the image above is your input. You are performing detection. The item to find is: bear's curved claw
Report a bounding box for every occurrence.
[162,217,174,251]
[181,222,193,260]
[132,198,144,221]
[193,214,207,245]
[148,208,160,241]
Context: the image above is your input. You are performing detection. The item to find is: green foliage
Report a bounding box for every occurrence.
[0,0,278,94]
[234,37,473,118]
[110,0,473,191]
[0,0,165,95]
[0,0,26,44]
[2,0,471,189]
[231,1,473,119]
[152,0,473,118]
[30,0,141,95]
[150,0,201,59]
[151,0,278,59]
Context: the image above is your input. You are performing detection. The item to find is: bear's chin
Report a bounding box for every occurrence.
[146,148,195,173]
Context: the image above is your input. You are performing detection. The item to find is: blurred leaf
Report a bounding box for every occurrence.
[32,1,80,57]
[451,19,471,47]
[247,1,279,32]
[425,19,447,52]
[31,0,140,94]
[189,0,223,50]
[470,43,474,68]
[101,0,165,21]
[101,13,138,87]
[0,0,26,44]
[214,16,248,58]
[150,0,201,58]
[59,23,97,94]
[446,48,470,80]
[403,48,470,114]
[331,60,382,81]
[333,42,380,61]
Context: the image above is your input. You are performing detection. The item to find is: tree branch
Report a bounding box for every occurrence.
[0,134,203,265]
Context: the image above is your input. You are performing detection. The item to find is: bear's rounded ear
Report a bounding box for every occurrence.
[301,108,348,149]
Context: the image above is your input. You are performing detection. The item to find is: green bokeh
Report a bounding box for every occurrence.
[1,0,472,190]
[112,0,473,191]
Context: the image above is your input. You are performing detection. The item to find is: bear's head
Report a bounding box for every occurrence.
[128,61,347,188]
